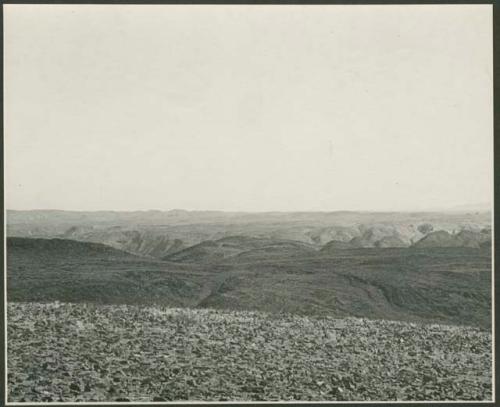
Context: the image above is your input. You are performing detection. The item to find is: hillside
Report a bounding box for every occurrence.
[8,236,139,260]
[321,228,491,252]
[6,237,206,306]
[197,247,491,327]
[7,237,492,327]
[164,236,316,263]
[413,229,491,249]
[62,227,186,258]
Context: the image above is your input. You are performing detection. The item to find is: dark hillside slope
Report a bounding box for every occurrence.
[7,238,206,306]
[7,238,491,328]
[8,237,139,260]
[197,248,492,328]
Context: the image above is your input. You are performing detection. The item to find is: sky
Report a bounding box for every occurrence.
[4,5,493,212]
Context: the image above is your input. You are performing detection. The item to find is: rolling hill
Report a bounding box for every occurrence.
[413,229,491,249]
[321,228,491,252]
[6,237,206,306]
[61,227,186,258]
[164,236,317,263]
[6,236,492,328]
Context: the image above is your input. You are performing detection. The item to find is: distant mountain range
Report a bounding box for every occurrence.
[6,209,492,259]
[438,202,492,212]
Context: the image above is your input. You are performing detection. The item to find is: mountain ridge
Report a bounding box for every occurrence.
[7,210,491,259]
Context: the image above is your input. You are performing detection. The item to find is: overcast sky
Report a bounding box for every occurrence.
[4,5,493,212]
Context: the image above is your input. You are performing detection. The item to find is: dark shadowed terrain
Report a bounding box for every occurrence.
[7,233,491,327]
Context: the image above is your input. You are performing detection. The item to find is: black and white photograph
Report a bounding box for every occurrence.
[3,3,494,403]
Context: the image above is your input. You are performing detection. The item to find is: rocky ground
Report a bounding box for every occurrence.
[7,302,492,402]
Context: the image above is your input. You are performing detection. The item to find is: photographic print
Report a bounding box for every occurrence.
[3,4,494,403]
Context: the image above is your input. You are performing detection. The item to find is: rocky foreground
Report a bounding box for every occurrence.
[7,302,492,402]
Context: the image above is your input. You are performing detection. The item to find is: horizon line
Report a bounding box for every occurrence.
[4,207,493,214]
